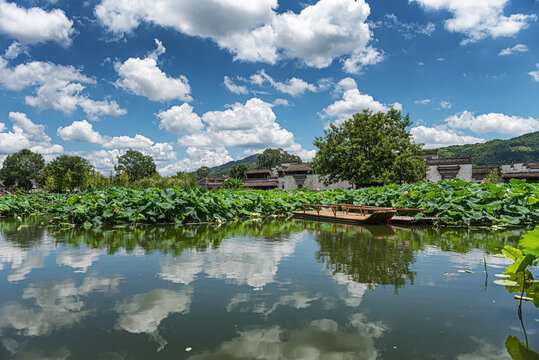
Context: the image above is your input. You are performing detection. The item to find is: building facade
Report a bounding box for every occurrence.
[426,157,473,182]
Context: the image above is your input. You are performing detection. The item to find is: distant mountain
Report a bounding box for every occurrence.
[209,154,260,176]
[437,131,539,166]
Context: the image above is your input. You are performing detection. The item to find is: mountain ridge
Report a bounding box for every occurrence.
[436,131,539,166]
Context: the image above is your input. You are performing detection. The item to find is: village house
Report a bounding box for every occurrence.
[198,176,228,190]
[426,157,473,182]
[500,162,539,183]
[424,149,539,183]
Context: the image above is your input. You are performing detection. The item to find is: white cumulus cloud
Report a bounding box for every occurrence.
[157,104,204,135]
[0,112,63,156]
[0,0,74,45]
[320,78,401,124]
[411,0,536,44]
[529,63,539,82]
[177,98,313,160]
[248,69,327,96]
[0,56,126,120]
[57,120,103,144]
[95,0,377,70]
[223,76,248,94]
[159,147,233,175]
[410,126,485,149]
[499,43,528,56]
[115,39,192,102]
[342,46,384,74]
[445,111,539,136]
[3,41,29,59]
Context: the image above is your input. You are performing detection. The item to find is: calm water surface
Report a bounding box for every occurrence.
[0,218,537,359]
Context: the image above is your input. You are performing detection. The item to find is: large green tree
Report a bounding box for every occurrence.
[228,163,248,179]
[115,150,157,181]
[196,166,211,179]
[312,109,426,187]
[256,148,301,169]
[0,149,45,191]
[43,155,94,192]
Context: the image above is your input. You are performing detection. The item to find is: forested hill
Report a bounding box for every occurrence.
[209,154,259,176]
[437,131,539,166]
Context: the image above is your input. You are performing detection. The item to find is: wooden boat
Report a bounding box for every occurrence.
[292,203,434,225]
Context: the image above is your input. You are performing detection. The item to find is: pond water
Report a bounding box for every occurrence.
[0,217,537,359]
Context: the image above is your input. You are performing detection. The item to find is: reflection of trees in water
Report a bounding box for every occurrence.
[0,217,47,249]
[315,229,416,293]
[395,227,524,254]
[47,218,306,256]
[308,222,526,293]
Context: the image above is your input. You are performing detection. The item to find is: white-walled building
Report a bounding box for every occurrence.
[426,157,473,182]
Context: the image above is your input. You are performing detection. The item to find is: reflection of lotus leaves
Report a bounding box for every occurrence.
[0,276,121,337]
[189,314,385,359]
[114,288,193,351]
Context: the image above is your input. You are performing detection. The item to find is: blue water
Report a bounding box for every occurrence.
[0,218,537,359]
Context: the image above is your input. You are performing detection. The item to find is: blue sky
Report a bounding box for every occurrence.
[0,0,538,174]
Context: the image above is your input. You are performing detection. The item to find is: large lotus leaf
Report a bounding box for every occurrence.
[520,226,539,258]
[505,335,539,360]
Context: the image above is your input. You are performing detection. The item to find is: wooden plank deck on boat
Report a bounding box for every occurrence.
[292,209,396,225]
[292,203,435,225]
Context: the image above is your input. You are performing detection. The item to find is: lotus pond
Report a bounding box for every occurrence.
[0,217,537,359]
[1,179,538,227]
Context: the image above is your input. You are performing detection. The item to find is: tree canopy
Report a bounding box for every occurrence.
[115,150,157,181]
[256,148,301,169]
[196,166,211,179]
[43,155,94,192]
[0,149,45,191]
[312,109,426,187]
[228,163,248,179]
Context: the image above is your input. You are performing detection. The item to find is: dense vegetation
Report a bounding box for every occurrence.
[313,109,427,186]
[437,131,539,166]
[0,179,537,227]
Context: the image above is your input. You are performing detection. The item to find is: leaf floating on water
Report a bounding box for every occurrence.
[493,279,519,286]
[457,270,473,274]
[494,274,511,278]
[492,254,506,258]
[185,347,192,352]
[514,295,534,302]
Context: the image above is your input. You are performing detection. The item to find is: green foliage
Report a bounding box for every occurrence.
[174,171,198,188]
[114,149,157,181]
[485,169,502,184]
[505,336,539,360]
[519,226,539,258]
[312,109,427,187]
[229,163,248,179]
[221,177,244,189]
[42,155,94,193]
[0,149,45,191]
[1,179,538,227]
[500,226,539,307]
[128,173,198,189]
[196,166,211,179]
[256,148,301,169]
[438,131,539,166]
